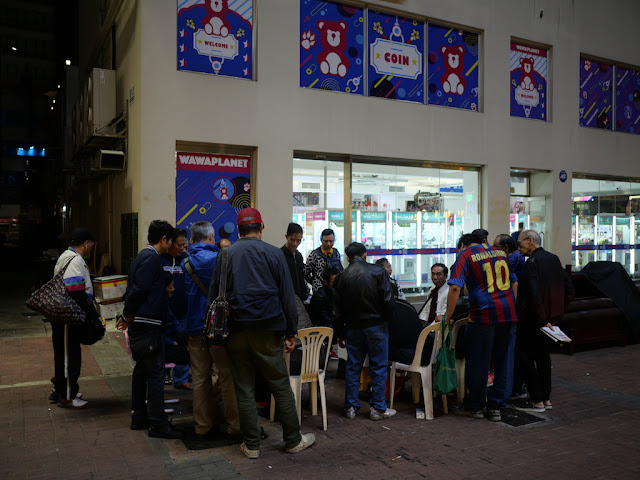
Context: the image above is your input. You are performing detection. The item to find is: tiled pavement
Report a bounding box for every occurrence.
[1,291,639,479]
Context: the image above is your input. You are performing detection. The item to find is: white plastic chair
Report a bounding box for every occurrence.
[270,327,333,430]
[389,322,446,420]
[450,318,468,404]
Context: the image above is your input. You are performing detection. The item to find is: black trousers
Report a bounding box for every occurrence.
[129,325,168,427]
[514,325,552,403]
[52,323,83,400]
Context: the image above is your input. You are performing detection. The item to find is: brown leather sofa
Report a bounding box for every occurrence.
[557,272,627,354]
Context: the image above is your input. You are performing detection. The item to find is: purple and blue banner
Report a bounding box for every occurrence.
[615,67,640,134]
[367,11,424,103]
[176,152,251,243]
[177,0,253,79]
[427,24,480,111]
[579,58,613,130]
[300,0,364,94]
[510,42,547,120]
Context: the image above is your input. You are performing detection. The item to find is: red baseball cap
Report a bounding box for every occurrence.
[237,207,263,226]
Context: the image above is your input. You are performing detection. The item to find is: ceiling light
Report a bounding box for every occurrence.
[11,46,17,51]
[65,59,71,66]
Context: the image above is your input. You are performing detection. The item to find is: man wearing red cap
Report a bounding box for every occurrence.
[208,207,315,459]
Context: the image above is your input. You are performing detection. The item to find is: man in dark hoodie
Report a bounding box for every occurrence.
[118,220,183,439]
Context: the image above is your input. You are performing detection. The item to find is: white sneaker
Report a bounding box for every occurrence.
[370,408,396,420]
[58,397,88,409]
[286,433,316,453]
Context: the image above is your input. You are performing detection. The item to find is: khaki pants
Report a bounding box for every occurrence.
[188,336,240,436]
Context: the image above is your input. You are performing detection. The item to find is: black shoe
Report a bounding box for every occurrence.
[130,418,149,430]
[149,423,184,439]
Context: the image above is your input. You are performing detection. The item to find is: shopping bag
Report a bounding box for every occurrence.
[433,318,458,396]
[26,258,86,325]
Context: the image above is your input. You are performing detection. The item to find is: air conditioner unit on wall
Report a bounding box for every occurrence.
[91,150,126,172]
[87,68,116,135]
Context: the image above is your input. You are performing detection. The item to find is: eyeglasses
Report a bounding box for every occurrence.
[517,238,530,247]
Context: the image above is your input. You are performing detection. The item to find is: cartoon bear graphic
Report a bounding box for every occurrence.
[316,20,350,78]
[202,0,231,38]
[519,57,536,91]
[440,45,466,95]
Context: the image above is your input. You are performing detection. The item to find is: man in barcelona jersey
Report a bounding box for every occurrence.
[444,233,518,423]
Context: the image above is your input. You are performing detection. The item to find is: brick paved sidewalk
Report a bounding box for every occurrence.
[1,301,639,479]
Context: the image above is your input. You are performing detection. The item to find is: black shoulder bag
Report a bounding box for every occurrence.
[203,248,229,345]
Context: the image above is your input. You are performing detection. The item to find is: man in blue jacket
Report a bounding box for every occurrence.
[183,221,240,439]
[210,208,315,459]
[118,220,183,439]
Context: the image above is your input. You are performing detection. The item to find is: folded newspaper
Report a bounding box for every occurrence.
[541,326,572,342]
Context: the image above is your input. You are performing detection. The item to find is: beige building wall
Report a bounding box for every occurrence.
[81,0,640,269]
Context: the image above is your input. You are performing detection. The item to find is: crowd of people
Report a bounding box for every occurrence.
[50,214,573,459]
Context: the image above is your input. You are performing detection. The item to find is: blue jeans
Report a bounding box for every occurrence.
[344,323,389,412]
[464,322,516,411]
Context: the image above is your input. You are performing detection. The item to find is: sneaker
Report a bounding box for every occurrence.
[512,399,545,413]
[510,392,528,400]
[148,422,183,439]
[345,407,357,420]
[286,433,316,454]
[544,401,552,410]
[454,408,484,419]
[415,408,426,420]
[369,407,396,421]
[57,397,88,409]
[49,390,82,403]
[173,383,193,390]
[487,409,501,422]
[240,443,260,459]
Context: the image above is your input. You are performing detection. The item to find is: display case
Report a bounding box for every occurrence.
[573,215,596,270]
[421,212,445,248]
[392,212,419,289]
[358,211,387,249]
[595,215,613,262]
[613,216,631,270]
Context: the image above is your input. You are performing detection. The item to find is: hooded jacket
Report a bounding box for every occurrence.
[182,242,218,337]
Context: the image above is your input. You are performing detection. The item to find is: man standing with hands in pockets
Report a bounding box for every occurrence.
[209,208,315,459]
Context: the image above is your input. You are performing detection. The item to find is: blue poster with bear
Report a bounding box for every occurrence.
[176,152,251,243]
[300,0,364,94]
[615,67,640,134]
[177,0,253,79]
[427,24,479,111]
[579,58,613,130]
[367,11,424,103]
[510,42,547,121]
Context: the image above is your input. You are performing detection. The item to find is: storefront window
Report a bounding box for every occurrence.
[293,157,480,295]
[292,159,345,260]
[571,177,640,275]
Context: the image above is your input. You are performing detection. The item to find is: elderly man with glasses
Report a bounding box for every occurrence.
[512,230,573,413]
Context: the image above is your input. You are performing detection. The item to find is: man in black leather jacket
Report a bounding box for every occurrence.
[333,242,396,421]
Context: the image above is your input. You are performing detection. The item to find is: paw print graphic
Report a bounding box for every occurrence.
[301,30,316,50]
[583,59,592,72]
[243,182,250,192]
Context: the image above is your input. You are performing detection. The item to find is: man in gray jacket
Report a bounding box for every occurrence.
[209,208,315,459]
